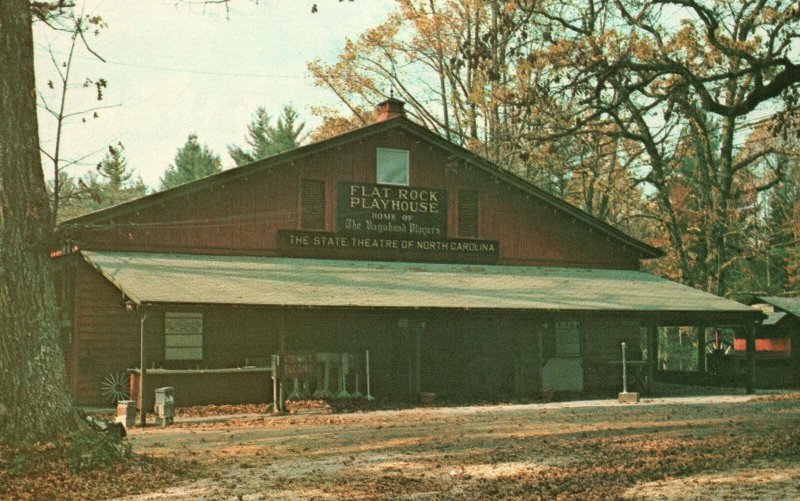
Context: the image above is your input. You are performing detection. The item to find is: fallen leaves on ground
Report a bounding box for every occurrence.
[118,393,800,500]
[175,403,269,418]
[0,441,198,501]
[22,392,800,499]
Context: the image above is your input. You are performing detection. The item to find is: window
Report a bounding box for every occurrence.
[376,148,409,186]
[555,321,581,357]
[458,190,479,238]
[164,312,203,360]
[301,179,326,230]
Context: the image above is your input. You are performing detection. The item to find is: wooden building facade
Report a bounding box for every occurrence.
[54,100,763,409]
[738,296,800,387]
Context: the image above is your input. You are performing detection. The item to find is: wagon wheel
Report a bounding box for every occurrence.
[704,338,734,355]
[100,372,130,405]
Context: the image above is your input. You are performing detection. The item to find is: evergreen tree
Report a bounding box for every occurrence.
[56,144,147,221]
[160,133,222,190]
[97,143,133,191]
[87,143,147,209]
[228,105,307,166]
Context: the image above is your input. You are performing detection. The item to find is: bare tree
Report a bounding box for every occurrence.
[508,0,800,293]
[37,12,119,224]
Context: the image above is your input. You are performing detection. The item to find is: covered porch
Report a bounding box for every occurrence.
[80,251,765,411]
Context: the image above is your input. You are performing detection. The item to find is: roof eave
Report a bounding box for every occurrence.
[392,119,664,259]
[82,251,143,305]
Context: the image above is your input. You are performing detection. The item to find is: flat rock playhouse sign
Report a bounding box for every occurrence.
[279,182,499,263]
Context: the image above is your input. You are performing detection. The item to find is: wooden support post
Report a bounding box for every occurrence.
[139,310,148,427]
[414,323,422,398]
[365,350,374,400]
[537,326,544,394]
[745,325,756,394]
[697,325,706,384]
[278,313,286,413]
[622,342,628,393]
[647,326,657,394]
[271,354,279,414]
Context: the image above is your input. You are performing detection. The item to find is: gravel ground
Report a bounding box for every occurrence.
[106,392,800,500]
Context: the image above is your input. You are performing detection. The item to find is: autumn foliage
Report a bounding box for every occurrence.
[310,0,800,296]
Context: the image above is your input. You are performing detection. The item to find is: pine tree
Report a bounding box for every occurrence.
[56,144,147,221]
[97,143,133,191]
[160,133,222,190]
[228,105,307,166]
[94,144,146,204]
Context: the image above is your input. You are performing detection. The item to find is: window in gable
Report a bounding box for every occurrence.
[376,148,409,186]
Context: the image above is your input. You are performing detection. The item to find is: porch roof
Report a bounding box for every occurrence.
[762,311,788,326]
[82,251,761,321]
[756,296,800,318]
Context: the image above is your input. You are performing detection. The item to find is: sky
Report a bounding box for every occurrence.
[33,0,397,189]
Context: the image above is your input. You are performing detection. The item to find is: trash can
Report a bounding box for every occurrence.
[115,400,136,429]
[154,387,174,426]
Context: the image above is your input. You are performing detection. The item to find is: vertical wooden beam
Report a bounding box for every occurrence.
[795,329,800,387]
[414,322,422,398]
[139,309,148,427]
[697,325,706,383]
[745,324,756,394]
[647,325,657,393]
[278,311,287,412]
[271,354,279,414]
[537,323,544,394]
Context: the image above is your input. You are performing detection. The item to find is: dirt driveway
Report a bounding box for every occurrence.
[115,394,800,500]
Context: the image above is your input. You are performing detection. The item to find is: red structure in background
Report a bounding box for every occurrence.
[733,338,791,354]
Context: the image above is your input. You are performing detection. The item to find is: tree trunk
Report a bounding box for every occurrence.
[0,0,76,444]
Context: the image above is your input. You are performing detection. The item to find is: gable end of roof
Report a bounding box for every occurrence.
[63,117,662,259]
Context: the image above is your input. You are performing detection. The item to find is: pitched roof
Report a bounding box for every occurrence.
[83,251,759,318]
[63,117,662,259]
[757,296,800,318]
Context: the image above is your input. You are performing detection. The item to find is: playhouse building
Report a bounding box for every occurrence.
[53,100,763,409]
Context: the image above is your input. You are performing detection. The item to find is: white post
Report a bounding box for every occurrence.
[139,312,147,427]
[618,341,638,403]
[365,350,375,401]
[621,342,628,394]
[312,353,334,398]
[336,353,351,398]
[272,354,280,414]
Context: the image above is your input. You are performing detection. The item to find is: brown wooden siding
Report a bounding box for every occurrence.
[71,259,657,406]
[74,130,642,269]
[73,261,141,406]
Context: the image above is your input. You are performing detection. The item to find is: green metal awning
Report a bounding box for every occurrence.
[82,251,762,319]
[757,296,800,318]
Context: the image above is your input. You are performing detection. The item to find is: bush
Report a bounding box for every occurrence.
[67,430,132,473]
